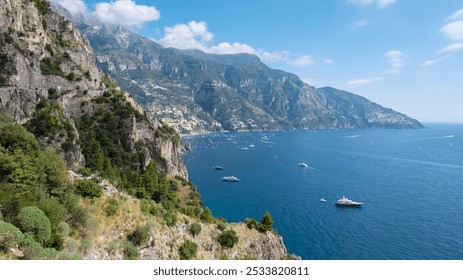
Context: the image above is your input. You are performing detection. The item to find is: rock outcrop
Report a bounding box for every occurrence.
[0,0,187,177]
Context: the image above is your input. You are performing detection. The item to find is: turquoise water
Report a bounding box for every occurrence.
[182,124,463,259]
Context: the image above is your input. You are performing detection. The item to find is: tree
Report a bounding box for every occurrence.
[36,150,69,198]
[85,137,105,172]
[218,229,239,248]
[200,207,213,223]
[17,206,51,246]
[259,211,273,232]
[178,240,197,260]
[142,162,158,196]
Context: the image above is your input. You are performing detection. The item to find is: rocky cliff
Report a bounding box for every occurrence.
[0,0,186,177]
[70,23,423,134]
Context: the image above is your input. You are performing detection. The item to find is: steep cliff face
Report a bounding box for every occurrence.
[0,0,186,177]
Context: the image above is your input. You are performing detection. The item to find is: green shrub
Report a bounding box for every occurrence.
[17,206,51,246]
[40,57,65,77]
[123,241,139,260]
[200,207,213,223]
[128,226,149,246]
[74,180,102,198]
[0,221,24,250]
[189,223,202,237]
[32,0,51,15]
[178,240,197,260]
[140,199,157,215]
[0,124,40,154]
[0,211,3,221]
[259,211,273,232]
[217,222,227,231]
[104,198,119,216]
[218,229,239,248]
[163,208,177,227]
[245,218,258,230]
[76,167,92,177]
[21,234,57,260]
[56,221,70,237]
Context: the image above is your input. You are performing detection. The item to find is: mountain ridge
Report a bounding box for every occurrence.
[59,17,423,133]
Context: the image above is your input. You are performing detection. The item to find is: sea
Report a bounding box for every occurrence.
[182,123,463,260]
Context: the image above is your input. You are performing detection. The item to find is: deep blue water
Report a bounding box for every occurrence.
[182,124,463,259]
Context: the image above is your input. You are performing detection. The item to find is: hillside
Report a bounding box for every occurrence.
[0,0,292,260]
[69,22,423,134]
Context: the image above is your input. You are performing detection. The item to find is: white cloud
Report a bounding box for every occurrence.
[93,0,160,27]
[439,42,463,53]
[352,20,369,28]
[288,55,315,67]
[158,21,309,65]
[421,60,437,67]
[207,42,256,55]
[346,0,395,9]
[347,77,384,87]
[385,50,403,73]
[259,50,290,63]
[323,58,334,64]
[50,0,87,15]
[440,20,463,41]
[448,8,463,20]
[159,21,212,50]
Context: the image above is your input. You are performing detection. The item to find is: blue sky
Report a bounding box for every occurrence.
[54,0,463,122]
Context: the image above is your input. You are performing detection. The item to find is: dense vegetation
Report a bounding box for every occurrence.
[0,113,88,259]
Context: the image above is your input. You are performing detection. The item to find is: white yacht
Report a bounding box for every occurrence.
[335,196,363,207]
[222,176,240,182]
[298,163,308,168]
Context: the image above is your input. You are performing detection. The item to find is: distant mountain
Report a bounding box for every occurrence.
[61,11,423,133]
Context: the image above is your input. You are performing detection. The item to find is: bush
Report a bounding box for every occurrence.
[32,0,51,15]
[0,124,40,154]
[163,208,177,227]
[178,240,197,260]
[123,241,139,260]
[217,222,226,231]
[104,198,119,216]
[218,229,239,248]
[128,226,149,247]
[189,223,202,237]
[140,199,157,215]
[74,180,102,198]
[0,211,3,221]
[259,211,273,232]
[245,218,258,230]
[0,221,24,250]
[21,234,57,260]
[200,207,213,223]
[17,206,51,246]
[56,221,70,237]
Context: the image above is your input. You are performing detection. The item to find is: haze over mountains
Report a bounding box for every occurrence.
[54,4,423,134]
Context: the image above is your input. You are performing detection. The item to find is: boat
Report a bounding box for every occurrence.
[222,176,240,182]
[335,196,363,207]
[298,163,308,168]
[214,166,223,170]
[320,198,327,203]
